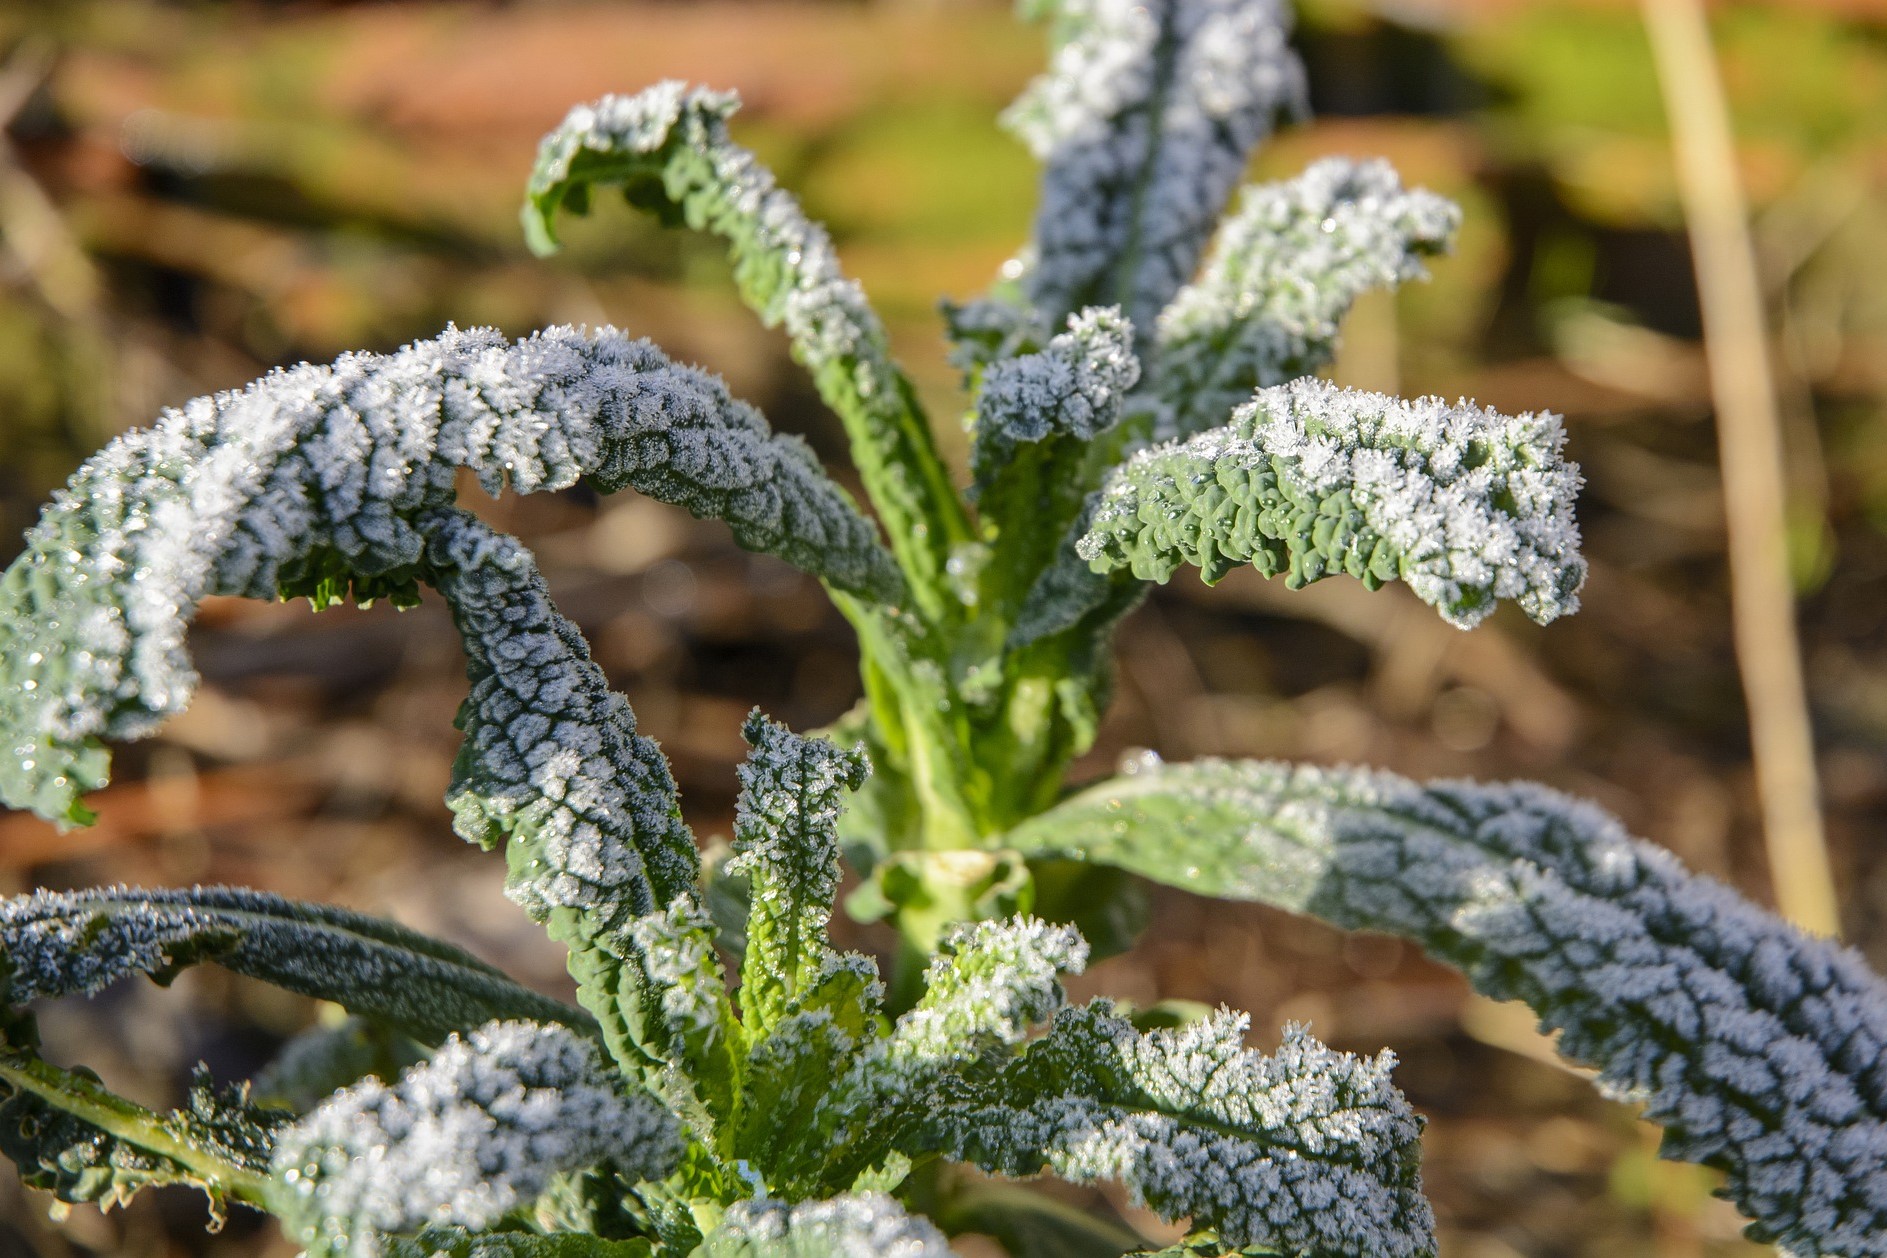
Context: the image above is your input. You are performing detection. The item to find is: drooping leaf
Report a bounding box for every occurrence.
[925,1175,1143,1258]
[0,885,591,1046]
[1076,377,1586,629]
[525,85,968,620]
[1152,158,1461,440]
[271,1020,682,1258]
[0,324,898,828]
[728,712,870,1033]
[1006,756,1887,1257]
[1005,0,1307,337]
[923,1002,1433,1258]
[698,1192,959,1258]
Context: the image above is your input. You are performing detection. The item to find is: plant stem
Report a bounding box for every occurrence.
[1642,0,1839,937]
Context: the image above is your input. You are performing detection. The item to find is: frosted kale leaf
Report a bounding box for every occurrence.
[1005,0,1307,336]
[881,918,1088,1075]
[1153,157,1461,439]
[972,306,1139,498]
[728,711,870,1032]
[928,1003,1432,1258]
[0,884,590,1046]
[1006,756,1887,1257]
[700,1192,958,1258]
[1077,377,1586,628]
[271,1020,682,1258]
[0,324,897,826]
[524,85,967,619]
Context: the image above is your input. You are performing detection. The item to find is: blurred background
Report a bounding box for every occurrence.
[0,0,1884,1254]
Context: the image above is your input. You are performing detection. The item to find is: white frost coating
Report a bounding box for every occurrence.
[887,918,1088,1070]
[272,1020,681,1258]
[1154,157,1461,438]
[1007,758,1887,1256]
[709,1192,957,1258]
[934,1004,1432,1257]
[972,307,1140,501]
[1,324,898,824]
[426,510,697,930]
[625,900,730,1042]
[1006,0,1307,333]
[1079,377,1586,628]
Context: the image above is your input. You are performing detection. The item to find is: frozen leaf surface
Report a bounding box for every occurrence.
[1077,377,1585,628]
[929,1003,1433,1258]
[0,885,589,1046]
[272,1020,681,1258]
[0,324,897,826]
[1007,0,1307,335]
[1153,157,1461,439]
[1007,757,1887,1256]
[701,1192,958,1258]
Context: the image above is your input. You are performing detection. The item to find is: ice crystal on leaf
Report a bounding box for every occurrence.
[1008,758,1887,1255]
[701,1192,957,1258]
[1078,377,1586,628]
[1006,0,1307,335]
[929,1004,1433,1258]
[1153,157,1461,439]
[971,306,1139,496]
[273,1020,681,1258]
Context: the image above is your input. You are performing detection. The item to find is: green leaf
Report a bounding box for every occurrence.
[1004,0,1306,336]
[383,1229,655,1258]
[0,324,897,828]
[1005,756,1887,1257]
[1076,378,1587,629]
[1152,158,1460,441]
[0,1026,280,1214]
[525,86,968,623]
[729,712,869,1033]
[920,1002,1433,1258]
[0,885,592,1046]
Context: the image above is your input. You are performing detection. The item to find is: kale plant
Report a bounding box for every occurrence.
[2,1,1884,1255]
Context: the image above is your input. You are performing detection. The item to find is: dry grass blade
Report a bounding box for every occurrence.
[1642,0,1840,937]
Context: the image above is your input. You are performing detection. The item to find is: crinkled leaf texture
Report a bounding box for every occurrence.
[925,1004,1432,1258]
[1006,756,1887,1256]
[524,83,967,620]
[1152,157,1461,440]
[271,1020,681,1258]
[699,1192,958,1258]
[1077,378,1586,629]
[0,885,590,1046]
[0,323,898,826]
[1005,0,1307,335]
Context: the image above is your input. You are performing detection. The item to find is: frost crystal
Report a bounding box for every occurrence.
[932,1003,1433,1257]
[0,324,898,825]
[1008,759,1887,1256]
[971,306,1139,497]
[272,1020,681,1258]
[704,1192,957,1258]
[1154,157,1461,438]
[0,884,586,1045]
[1078,377,1586,628]
[1006,0,1307,333]
[886,918,1088,1072]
